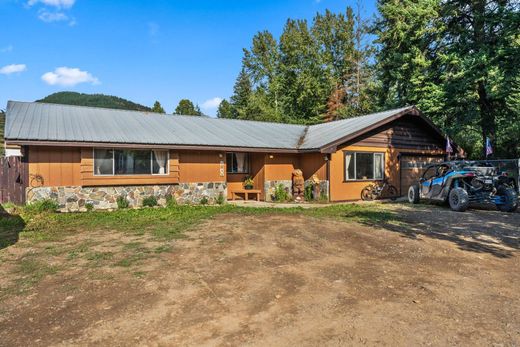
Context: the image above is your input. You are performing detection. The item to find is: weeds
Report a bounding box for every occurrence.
[24,199,59,214]
[117,196,129,209]
[273,184,290,202]
[142,196,158,207]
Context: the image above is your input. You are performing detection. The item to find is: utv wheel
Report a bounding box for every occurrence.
[449,188,469,212]
[497,186,518,213]
[408,185,420,204]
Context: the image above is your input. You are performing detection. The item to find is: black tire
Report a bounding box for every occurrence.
[496,186,518,213]
[385,185,398,201]
[448,188,469,212]
[361,186,374,201]
[408,185,420,204]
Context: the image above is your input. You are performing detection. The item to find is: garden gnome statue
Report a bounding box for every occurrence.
[292,169,305,202]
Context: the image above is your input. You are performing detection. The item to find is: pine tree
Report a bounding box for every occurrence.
[230,69,253,119]
[373,0,519,158]
[151,101,165,113]
[216,99,235,119]
[174,99,202,116]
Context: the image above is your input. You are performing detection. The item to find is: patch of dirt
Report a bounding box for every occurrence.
[1,207,519,346]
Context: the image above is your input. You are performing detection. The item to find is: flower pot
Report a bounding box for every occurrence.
[244,185,254,190]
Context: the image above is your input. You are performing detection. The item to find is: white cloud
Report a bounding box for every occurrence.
[41,67,100,86]
[1,45,13,53]
[201,97,223,110]
[28,0,75,9]
[38,10,68,22]
[0,64,27,75]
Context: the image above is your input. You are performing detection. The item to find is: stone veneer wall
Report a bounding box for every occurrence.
[264,180,329,202]
[26,182,227,212]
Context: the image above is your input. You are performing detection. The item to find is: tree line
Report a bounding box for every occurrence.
[217,0,519,159]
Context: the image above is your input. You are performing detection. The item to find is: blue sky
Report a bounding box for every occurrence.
[1,0,377,116]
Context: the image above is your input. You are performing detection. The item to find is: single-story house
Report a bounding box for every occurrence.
[3,101,448,210]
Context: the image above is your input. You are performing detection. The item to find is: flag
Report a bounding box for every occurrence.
[446,136,453,154]
[485,137,493,157]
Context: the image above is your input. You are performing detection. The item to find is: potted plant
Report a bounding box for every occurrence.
[243,176,254,190]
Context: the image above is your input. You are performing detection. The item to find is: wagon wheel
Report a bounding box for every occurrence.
[361,186,375,201]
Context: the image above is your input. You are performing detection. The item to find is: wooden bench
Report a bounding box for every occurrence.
[230,189,261,201]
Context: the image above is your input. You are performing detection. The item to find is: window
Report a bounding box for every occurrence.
[345,152,384,180]
[93,149,169,176]
[226,152,249,173]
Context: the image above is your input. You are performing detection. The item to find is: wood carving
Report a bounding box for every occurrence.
[292,169,305,201]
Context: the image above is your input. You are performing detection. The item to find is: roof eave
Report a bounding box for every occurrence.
[5,139,322,154]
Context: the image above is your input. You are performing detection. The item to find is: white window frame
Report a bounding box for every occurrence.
[93,148,169,176]
[344,151,385,181]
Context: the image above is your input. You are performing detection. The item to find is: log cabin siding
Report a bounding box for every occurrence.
[352,115,444,150]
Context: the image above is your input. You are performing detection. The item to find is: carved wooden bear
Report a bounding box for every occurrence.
[292,169,305,201]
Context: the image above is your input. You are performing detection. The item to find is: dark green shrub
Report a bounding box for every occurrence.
[85,203,94,212]
[304,185,314,201]
[216,192,225,205]
[25,199,59,213]
[117,196,129,209]
[273,184,290,202]
[166,195,177,208]
[142,196,158,207]
[200,196,209,205]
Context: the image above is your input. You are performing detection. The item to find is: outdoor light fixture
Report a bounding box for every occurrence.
[269,154,274,159]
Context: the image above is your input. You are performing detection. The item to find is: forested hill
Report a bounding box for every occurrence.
[37,92,152,112]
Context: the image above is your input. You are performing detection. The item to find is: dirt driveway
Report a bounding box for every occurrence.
[1,204,519,346]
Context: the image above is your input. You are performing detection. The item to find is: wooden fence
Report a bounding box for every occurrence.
[0,156,28,205]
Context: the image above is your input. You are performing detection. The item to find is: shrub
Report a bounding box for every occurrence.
[166,195,177,208]
[25,199,59,214]
[200,196,209,205]
[142,196,158,207]
[304,185,314,201]
[85,203,94,212]
[216,192,225,205]
[117,196,129,209]
[273,184,290,202]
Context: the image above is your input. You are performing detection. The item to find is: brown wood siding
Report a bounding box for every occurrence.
[352,115,444,150]
[178,150,224,183]
[300,153,327,181]
[28,146,81,187]
[80,148,180,186]
[264,154,300,181]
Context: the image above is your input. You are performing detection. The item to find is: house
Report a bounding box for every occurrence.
[3,101,447,210]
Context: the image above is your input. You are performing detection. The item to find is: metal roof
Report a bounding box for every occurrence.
[4,101,417,151]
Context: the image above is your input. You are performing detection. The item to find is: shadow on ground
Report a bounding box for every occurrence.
[0,205,25,250]
[353,203,520,258]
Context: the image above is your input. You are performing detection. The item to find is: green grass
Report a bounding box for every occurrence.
[1,203,401,249]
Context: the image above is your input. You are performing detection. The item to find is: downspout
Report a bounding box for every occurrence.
[326,154,331,202]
